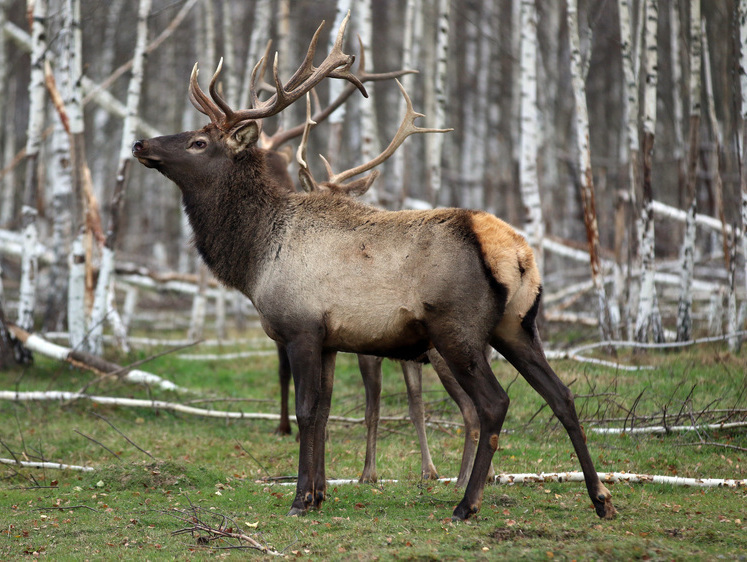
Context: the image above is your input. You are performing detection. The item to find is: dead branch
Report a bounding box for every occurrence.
[6,324,186,392]
[164,501,282,555]
[0,457,94,472]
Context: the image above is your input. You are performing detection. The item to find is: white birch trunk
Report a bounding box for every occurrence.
[676,0,701,342]
[325,0,354,162]
[739,0,747,328]
[17,0,47,338]
[567,0,613,340]
[458,1,485,210]
[221,0,237,106]
[239,0,272,110]
[518,0,544,275]
[0,0,9,227]
[358,0,380,205]
[275,0,291,131]
[89,0,151,354]
[189,264,208,341]
[635,0,663,343]
[67,233,86,349]
[669,2,684,160]
[216,285,227,340]
[727,230,739,351]
[707,289,724,337]
[425,0,449,203]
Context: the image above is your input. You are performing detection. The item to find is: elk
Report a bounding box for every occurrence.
[261,61,486,486]
[133,16,616,521]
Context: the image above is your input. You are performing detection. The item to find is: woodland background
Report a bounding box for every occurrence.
[0,0,746,357]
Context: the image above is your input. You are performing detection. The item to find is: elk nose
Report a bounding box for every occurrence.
[132,140,145,154]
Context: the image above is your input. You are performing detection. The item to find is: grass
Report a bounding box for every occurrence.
[1,331,746,560]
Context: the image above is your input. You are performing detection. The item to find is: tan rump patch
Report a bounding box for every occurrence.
[469,211,541,316]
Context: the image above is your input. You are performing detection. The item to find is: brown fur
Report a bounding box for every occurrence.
[133,119,616,523]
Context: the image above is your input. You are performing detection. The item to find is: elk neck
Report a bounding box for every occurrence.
[179,146,289,293]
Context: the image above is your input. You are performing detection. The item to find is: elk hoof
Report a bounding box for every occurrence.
[287,506,307,517]
[595,496,617,520]
[451,500,479,521]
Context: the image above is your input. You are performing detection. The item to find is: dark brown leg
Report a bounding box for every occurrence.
[276,342,293,435]
[310,350,336,508]
[285,338,322,516]
[401,360,438,479]
[492,327,616,520]
[357,354,383,483]
[428,335,509,521]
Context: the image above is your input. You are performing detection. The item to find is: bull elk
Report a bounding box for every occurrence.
[132,16,616,521]
[254,41,480,485]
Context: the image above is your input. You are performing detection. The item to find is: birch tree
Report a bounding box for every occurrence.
[617,0,643,339]
[0,0,11,227]
[239,0,272,110]
[518,0,543,276]
[89,0,151,355]
[358,0,382,205]
[325,0,355,163]
[45,19,75,332]
[423,0,449,204]
[676,0,701,342]
[635,0,664,343]
[567,0,614,341]
[17,0,47,349]
[740,0,747,320]
[455,1,483,210]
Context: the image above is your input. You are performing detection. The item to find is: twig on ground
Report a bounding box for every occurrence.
[162,497,282,555]
[73,429,121,460]
[90,411,155,459]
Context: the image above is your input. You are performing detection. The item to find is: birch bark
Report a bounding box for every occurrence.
[424,0,449,204]
[567,0,613,340]
[635,0,664,343]
[358,0,381,205]
[518,0,543,276]
[239,0,272,110]
[17,0,47,346]
[325,0,355,163]
[89,0,151,355]
[740,0,747,316]
[676,0,701,342]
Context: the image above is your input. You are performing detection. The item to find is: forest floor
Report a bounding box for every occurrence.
[1,326,746,560]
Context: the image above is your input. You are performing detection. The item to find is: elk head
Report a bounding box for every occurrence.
[133,12,366,190]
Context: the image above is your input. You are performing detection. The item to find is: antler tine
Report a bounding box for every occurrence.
[207,57,238,123]
[326,79,453,186]
[189,63,225,125]
[219,11,367,128]
[296,93,318,193]
[263,39,417,151]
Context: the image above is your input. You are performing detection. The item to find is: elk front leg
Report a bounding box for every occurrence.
[492,329,616,520]
[275,343,293,435]
[286,339,323,516]
[309,351,336,509]
[357,355,383,483]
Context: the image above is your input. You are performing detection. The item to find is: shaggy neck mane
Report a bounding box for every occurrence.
[181,147,288,292]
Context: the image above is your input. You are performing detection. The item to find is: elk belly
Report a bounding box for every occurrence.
[323,304,431,360]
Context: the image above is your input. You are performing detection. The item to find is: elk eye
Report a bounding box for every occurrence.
[192,139,207,149]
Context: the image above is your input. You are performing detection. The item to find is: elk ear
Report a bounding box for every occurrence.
[227,120,260,153]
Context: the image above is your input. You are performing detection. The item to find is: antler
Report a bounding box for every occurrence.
[297,79,453,195]
[189,12,366,133]
[263,35,417,150]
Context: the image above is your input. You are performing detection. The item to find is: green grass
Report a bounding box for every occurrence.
[1,337,746,560]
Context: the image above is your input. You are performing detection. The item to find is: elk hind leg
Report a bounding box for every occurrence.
[492,324,616,520]
[357,354,382,483]
[431,341,509,521]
